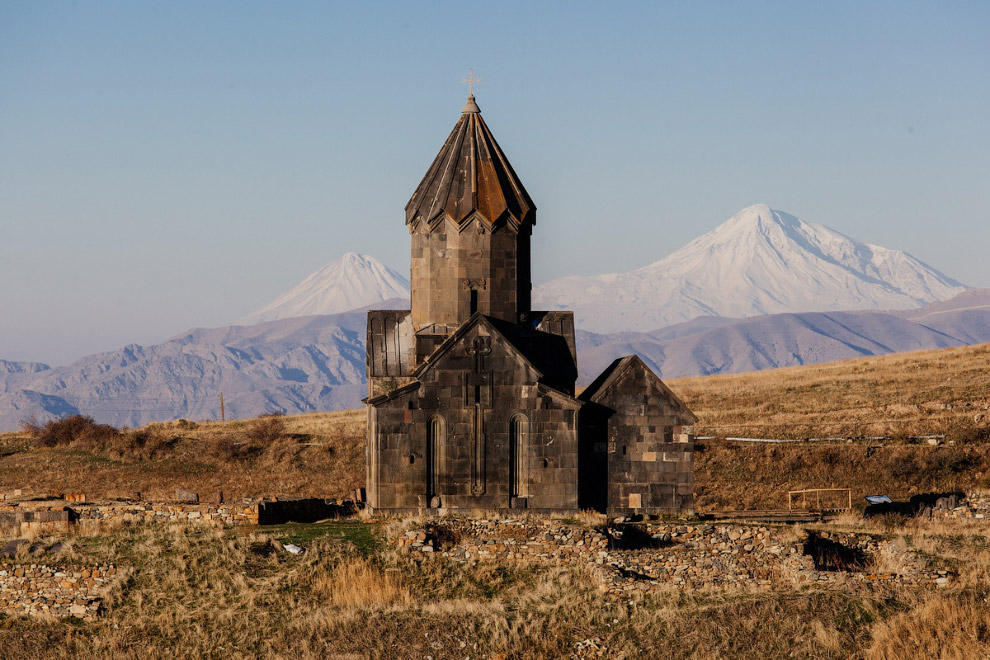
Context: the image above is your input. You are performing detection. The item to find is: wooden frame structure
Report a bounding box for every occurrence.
[787,488,852,513]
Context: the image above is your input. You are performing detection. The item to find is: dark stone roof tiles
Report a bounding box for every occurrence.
[579,355,698,424]
[405,96,535,228]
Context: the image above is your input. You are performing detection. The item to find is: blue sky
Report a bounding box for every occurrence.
[2,1,988,364]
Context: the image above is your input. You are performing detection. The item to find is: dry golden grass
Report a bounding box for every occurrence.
[0,509,987,657]
[692,441,990,511]
[668,343,990,441]
[867,594,990,660]
[310,556,412,608]
[0,410,366,501]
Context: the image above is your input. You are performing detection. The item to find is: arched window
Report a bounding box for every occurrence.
[427,415,446,501]
[509,414,529,499]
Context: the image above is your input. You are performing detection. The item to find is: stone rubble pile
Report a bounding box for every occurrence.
[571,636,621,659]
[0,561,120,620]
[398,519,950,594]
[73,502,261,525]
[935,491,990,520]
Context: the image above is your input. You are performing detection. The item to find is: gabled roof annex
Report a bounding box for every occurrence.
[579,355,698,423]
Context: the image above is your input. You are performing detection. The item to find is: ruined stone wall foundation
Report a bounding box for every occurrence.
[397,519,952,594]
[0,562,121,619]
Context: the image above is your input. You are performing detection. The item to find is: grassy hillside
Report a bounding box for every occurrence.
[2,516,990,659]
[0,410,366,502]
[1,344,988,507]
[672,342,990,441]
[2,345,990,658]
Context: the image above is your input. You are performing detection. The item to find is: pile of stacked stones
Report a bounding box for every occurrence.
[73,502,261,526]
[398,520,948,593]
[934,491,990,520]
[0,561,119,620]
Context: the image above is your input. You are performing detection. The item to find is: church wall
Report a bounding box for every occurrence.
[410,219,529,331]
[368,324,579,512]
[585,368,695,516]
[366,310,417,397]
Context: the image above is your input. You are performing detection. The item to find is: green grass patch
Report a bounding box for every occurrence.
[255,521,380,556]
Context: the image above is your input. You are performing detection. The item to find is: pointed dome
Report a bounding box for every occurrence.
[405,96,535,227]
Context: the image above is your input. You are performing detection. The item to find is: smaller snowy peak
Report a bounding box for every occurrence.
[238,253,410,325]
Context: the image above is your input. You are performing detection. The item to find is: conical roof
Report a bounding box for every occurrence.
[405,96,535,227]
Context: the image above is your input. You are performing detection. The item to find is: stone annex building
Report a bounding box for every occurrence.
[365,93,697,516]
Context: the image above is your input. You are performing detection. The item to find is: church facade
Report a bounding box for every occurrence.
[365,94,696,515]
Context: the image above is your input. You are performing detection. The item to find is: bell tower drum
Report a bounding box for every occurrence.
[404,92,536,334]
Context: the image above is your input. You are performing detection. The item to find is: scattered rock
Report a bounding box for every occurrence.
[1,539,30,557]
[174,488,199,504]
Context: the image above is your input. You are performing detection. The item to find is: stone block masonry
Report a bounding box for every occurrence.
[0,497,359,530]
[0,562,121,620]
[72,502,261,526]
[0,507,76,535]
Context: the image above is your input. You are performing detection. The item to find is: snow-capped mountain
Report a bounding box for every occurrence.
[534,204,968,333]
[238,253,410,325]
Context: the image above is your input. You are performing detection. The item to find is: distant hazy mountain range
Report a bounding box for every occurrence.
[1,204,983,431]
[2,290,987,432]
[575,291,990,382]
[0,309,375,431]
[534,204,968,333]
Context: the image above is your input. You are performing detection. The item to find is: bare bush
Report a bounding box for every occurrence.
[245,413,288,445]
[23,414,120,448]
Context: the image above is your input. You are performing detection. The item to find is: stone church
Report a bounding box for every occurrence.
[365,93,696,516]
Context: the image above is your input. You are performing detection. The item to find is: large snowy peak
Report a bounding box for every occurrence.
[239,253,410,325]
[534,204,967,333]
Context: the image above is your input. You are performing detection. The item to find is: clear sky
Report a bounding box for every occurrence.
[2,1,989,365]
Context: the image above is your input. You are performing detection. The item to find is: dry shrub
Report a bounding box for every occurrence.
[311,557,411,608]
[23,414,120,448]
[207,434,263,461]
[207,418,301,465]
[245,413,288,445]
[123,428,178,459]
[261,435,304,467]
[867,594,990,660]
[19,414,181,461]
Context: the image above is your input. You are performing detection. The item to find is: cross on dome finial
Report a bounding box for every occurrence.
[462,68,480,96]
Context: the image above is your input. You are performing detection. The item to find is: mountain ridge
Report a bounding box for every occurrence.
[2,291,988,432]
[533,204,967,333]
[238,253,410,325]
